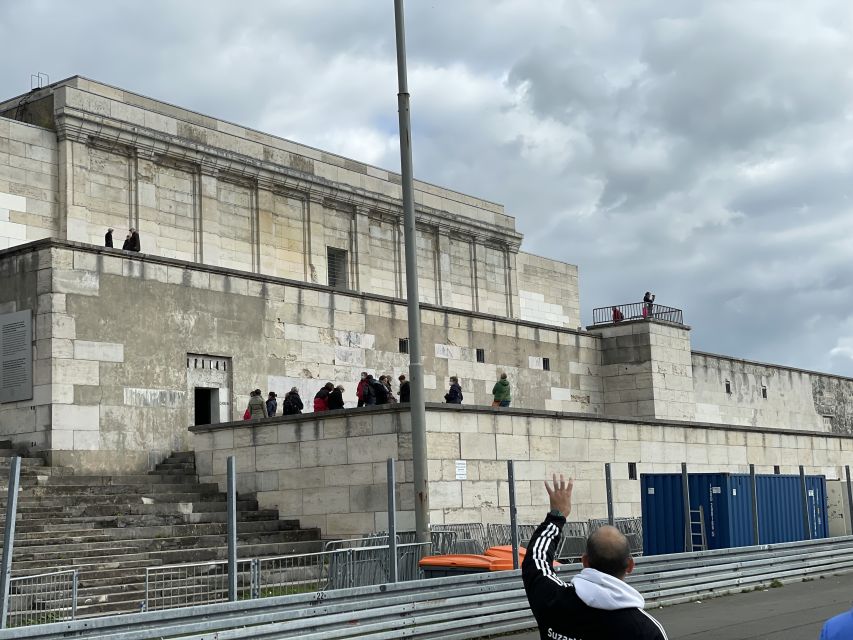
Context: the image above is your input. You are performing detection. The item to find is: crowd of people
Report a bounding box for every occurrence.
[244,371,516,418]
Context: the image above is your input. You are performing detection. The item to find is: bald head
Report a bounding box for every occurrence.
[583,525,633,579]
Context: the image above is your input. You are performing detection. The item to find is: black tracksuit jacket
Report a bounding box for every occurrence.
[522,513,668,640]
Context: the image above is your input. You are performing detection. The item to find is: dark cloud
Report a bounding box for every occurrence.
[2,1,853,374]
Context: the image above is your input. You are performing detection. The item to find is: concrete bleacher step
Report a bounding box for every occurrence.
[1,450,321,617]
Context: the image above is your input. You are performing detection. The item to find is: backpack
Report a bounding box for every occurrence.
[371,380,388,404]
[282,396,296,415]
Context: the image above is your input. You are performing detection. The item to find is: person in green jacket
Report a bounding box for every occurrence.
[492,373,511,408]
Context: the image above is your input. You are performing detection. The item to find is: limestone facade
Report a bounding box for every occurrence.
[192,404,853,536]
[0,242,599,473]
[0,76,580,330]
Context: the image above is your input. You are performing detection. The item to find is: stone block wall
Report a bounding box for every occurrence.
[594,320,695,422]
[693,352,853,435]
[517,252,580,328]
[0,119,57,250]
[192,404,853,536]
[0,241,603,473]
[192,407,414,535]
[425,405,853,526]
[2,78,585,328]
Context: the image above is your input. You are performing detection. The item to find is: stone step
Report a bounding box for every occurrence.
[2,500,260,522]
[0,457,48,468]
[153,461,196,469]
[148,468,198,476]
[11,519,303,544]
[5,528,317,557]
[0,466,75,478]
[8,510,281,533]
[11,539,322,574]
[168,452,196,461]
[36,474,201,485]
[3,482,221,497]
[0,492,229,508]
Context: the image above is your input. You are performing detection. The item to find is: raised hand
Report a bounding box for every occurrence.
[544,473,574,517]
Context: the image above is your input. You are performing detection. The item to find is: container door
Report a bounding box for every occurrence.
[806,476,828,539]
[641,474,685,556]
[728,475,755,547]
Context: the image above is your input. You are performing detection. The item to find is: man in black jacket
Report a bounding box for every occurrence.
[522,474,667,640]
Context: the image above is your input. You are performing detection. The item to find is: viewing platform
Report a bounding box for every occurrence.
[591,301,685,326]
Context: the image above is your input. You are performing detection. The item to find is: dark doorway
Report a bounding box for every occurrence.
[194,387,219,425]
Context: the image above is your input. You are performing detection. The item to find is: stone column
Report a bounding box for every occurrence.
[256,183,276,276]
[307,192,325,284]
[395,214,405,298]
[436,229,453,307]
[470,238,483,313]
[199,165,220,267]
[504,245,519,319]
[134,150,157,253]
[352,205,372,292]
[55,136,73,240]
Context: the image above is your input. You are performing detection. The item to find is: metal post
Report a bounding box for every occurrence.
[387,458,398,583]
[0,456,21,628]
[507,460,519,569]
[605,463,614,526]
[227,456,237,601]
[846,465,853,536]
[799,465,811,540]
[394,0,429,544]
[71,570,78,620]
[749,464,760,545]
[681,462,691,552]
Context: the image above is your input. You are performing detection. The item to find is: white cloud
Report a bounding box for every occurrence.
[3,0,853,374]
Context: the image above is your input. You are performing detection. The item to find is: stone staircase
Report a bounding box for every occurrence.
[0,445,321,618]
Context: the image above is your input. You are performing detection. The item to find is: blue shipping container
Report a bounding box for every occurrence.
[641,473,828,556]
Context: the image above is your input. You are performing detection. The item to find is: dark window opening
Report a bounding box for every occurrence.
[399,338,409,354]
[543,357,551,371]
[761,386,767,399]
[194,387,219,426]
[476,348,485,363]
[628,462,637,480]
[725,380,731,394]
[327,247,349,289]
[774,465,781,475]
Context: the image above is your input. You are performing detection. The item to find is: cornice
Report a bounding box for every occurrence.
[54,108,524,251]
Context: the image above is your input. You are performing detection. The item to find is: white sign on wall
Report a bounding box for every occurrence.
[0,310,32,404]
[455,460,467,480]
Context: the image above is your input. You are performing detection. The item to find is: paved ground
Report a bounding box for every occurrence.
[502,572,853,639]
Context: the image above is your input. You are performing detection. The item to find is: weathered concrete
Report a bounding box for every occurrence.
[193,404,853,536]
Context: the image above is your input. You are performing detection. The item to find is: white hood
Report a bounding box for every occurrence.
[570,568,645,611]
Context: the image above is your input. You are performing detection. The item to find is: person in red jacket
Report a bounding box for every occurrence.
[356,372,369,407]
[313,382,334,412]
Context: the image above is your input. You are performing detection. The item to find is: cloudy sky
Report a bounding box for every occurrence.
[3,1,853,375]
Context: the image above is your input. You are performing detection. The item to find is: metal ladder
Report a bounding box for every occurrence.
[689,506,708,551]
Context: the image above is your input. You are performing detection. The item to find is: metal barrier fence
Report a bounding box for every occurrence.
[592,301,684,325]
[5,571,76,628]
[144,559,255,611]
[144,542,431,611]
[8,535,853,640]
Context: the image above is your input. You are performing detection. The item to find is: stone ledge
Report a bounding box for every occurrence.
[189,401,853,441]
[0,238,595,337]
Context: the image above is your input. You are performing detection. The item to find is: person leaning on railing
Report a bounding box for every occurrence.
[522,475,668,640]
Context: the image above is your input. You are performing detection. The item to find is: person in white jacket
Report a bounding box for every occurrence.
[522,474,667,640]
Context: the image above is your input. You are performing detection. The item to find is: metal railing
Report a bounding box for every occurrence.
[8,536,853,640]
[592,301,684,325]
[5,571,77,628]
[144,542,432,611]
[144,559,255,611]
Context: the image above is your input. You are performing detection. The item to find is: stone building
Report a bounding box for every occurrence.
[1,75,852,526]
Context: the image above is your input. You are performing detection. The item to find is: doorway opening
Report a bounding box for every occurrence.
[194,387,220,426]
